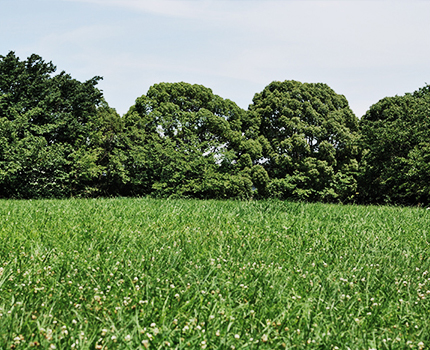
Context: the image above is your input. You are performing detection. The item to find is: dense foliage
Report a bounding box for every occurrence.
[0,51,124,198]
[359,85,430,205]
[122,82,252,198]
[247,81,360,202]
[1,51,429,205]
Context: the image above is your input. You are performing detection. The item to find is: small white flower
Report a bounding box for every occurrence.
[125,334,131,342]
[234,334,240,339]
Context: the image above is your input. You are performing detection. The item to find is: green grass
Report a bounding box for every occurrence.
[0,198,429,349]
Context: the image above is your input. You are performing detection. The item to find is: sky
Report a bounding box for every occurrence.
[1,0,430,118]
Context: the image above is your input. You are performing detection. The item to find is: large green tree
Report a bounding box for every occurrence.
[0,51,119,198]
[248,80,360,202]
[359,85,430,205]
[123,82,252,199]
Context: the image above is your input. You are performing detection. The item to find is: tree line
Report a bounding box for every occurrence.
[1,52,429,205]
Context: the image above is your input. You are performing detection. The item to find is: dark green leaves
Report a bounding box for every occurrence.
[122,82,252,199]
[2,51,428,205]
[248,80,360,202]
[359,85,430,205]
[0,51,107,198]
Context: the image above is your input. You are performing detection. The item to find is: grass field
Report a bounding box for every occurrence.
[0,198,429,349]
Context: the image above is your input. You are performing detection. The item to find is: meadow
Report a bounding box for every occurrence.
[0,198,429,350]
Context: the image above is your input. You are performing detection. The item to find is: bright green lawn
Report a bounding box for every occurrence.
[0,198,429,349]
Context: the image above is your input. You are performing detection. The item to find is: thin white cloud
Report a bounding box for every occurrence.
[87,0,430,69]
[10,0,430,117]
[39,24,119,48]
[63,0,248,21]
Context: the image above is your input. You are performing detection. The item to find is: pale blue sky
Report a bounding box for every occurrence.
[2,0,430,117]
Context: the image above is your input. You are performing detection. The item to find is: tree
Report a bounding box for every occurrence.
[123,82,252,199]
[0,51,109,198]
[248,80,360,202]
[359,85,430,205]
